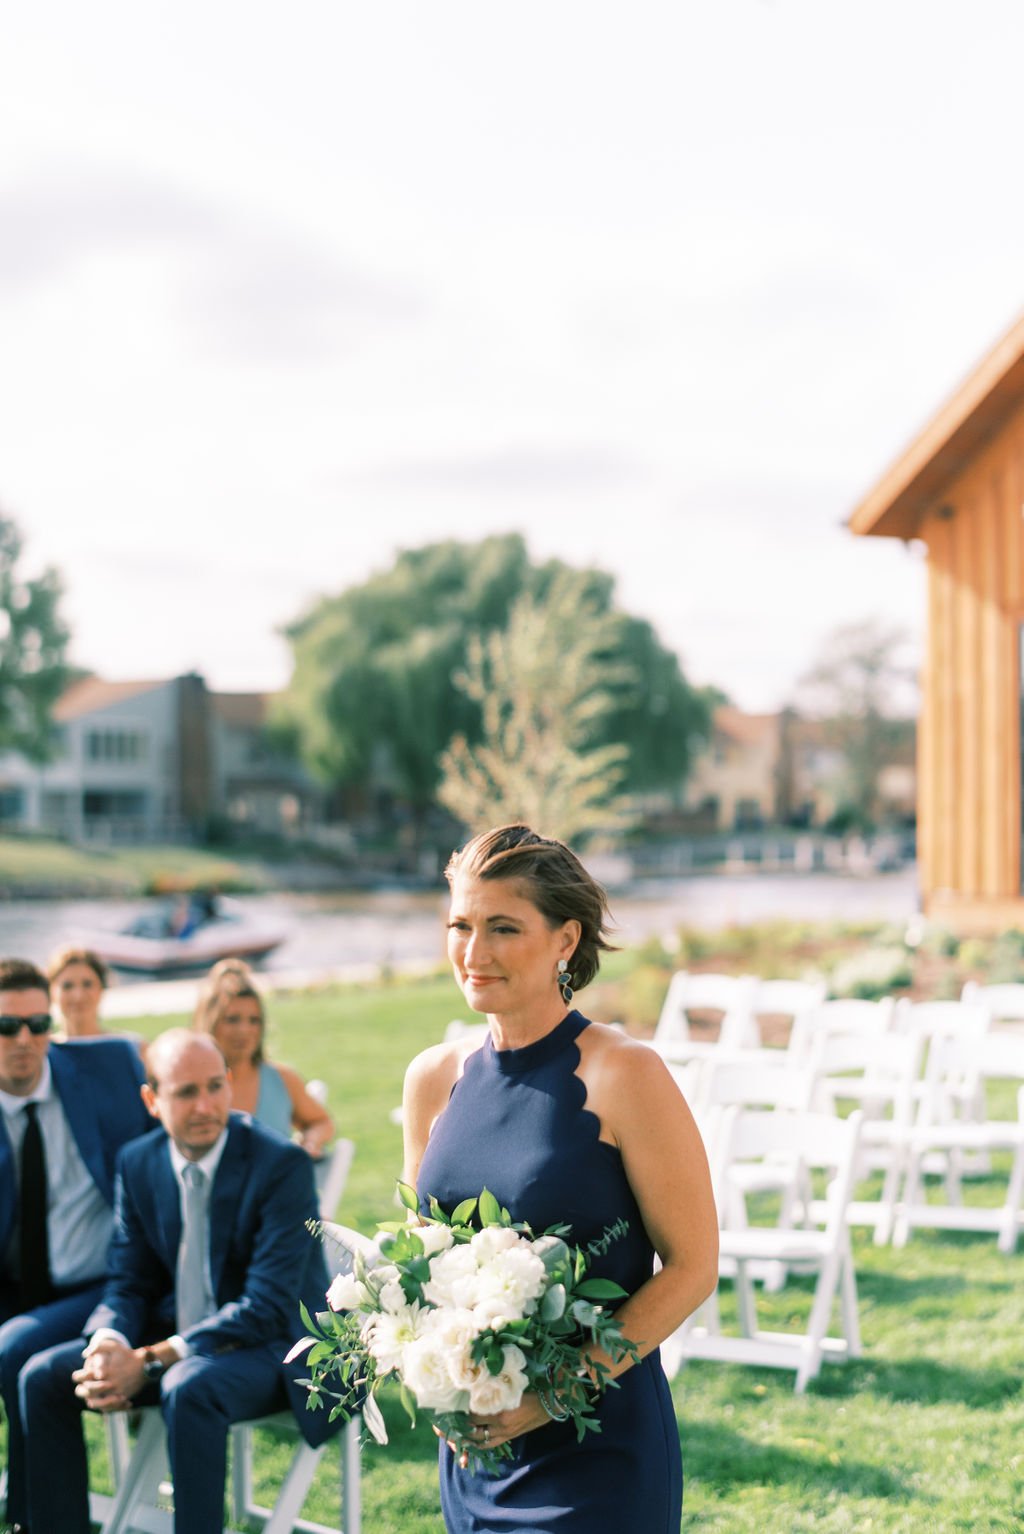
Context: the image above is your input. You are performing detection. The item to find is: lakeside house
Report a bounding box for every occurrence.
[0,673,321,844]
[851,311,1024,930]
[681,705,914,834]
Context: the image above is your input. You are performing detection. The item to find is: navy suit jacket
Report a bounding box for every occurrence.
[86,1113,338,1446]
[0,1038,150,1282]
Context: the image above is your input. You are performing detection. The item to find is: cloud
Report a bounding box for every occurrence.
[0,160,426,363]
[346,443,650,495]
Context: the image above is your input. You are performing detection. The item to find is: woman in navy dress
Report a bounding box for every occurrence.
[404,825,719,1533]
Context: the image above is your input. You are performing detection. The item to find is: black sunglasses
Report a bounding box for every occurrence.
[0,1014,52,1038]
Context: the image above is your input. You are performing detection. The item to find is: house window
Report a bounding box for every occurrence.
[0,788,23,823]
[86,729,149,763]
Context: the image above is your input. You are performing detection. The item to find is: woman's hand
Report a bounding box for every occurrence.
[433,1394,555,1468]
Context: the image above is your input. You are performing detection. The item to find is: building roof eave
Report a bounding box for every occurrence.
[849,312,1024,540]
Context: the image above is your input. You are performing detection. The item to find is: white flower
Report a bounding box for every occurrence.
[469,1296,514,1332]
[365,1303,429,1374]
[467,1344,529,1415]
[414,1222,456,1257]
[402,1335,471,1412]
[470,1226,521,1261]
[423,1244,481,1310]
[475,1245,546,1319]
[326,1272,371,1312]
[378,1278,409,1314]
[424,1307,479,1389]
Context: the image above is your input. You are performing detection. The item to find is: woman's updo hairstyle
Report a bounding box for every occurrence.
[445,824,615,991]
[193,957,266,1063]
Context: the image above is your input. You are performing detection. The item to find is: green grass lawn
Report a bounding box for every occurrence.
[0,833,269,895]
[11,972,1024,1532]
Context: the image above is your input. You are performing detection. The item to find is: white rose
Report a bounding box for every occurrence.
[470,1296,514,1333]
[423,1244,481,1310]
[365,1303,429,1374]
[415,1222,456,1257]
[467,1344,529,1415]
[470,1226,521,1261]
[326,1272,371,1312]
[476,1246,547,1318]
[402,1336,471,1413]
[425,1308,480,1389]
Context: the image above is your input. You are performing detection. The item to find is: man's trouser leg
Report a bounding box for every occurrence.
[160,1343,287,1534]
[0,1283,103,1526]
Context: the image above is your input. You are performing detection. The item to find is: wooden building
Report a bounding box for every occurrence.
[850,313,1024,929]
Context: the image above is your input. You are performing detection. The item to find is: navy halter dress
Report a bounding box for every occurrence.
[416,1011,683,1533]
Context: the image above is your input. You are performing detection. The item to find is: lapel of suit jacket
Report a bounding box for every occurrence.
[49,1044,112,1203]
[206,1116,249,1301]
[149,1135,182,1270]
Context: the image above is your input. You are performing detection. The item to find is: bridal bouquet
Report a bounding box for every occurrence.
[289,1183,637,1470]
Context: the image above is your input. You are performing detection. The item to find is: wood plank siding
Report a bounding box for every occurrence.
[852,314,1024,929]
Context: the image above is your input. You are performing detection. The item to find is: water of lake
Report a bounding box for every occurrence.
[0,868,919,986]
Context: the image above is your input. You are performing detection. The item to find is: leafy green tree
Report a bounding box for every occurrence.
[275,534,710,824]
[796,618,916,828]
[437,570,633,840]
[0,514,70,761]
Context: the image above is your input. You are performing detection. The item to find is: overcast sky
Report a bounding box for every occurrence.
[3,1,1023,710]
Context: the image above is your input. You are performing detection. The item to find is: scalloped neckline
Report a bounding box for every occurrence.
[486,1011,587,1075]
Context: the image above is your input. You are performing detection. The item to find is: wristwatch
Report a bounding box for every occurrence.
[141,1348,166,1381]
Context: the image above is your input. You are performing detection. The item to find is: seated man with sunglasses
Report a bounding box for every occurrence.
[0,958,151,1534]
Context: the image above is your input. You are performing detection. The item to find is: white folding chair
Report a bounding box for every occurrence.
[893,1031,1024,1253]
[751,977,827,1052]
[893,999,992,1172]
[668,1107,864,1393]
[960,980,1024,1022]
[696,1058,819,1290]
[807,1031,924,1243]
[97,1406,362,1534]
[788,997,895,1063]
[651,972,759,1062]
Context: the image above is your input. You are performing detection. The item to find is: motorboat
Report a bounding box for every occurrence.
[82,895,290,974]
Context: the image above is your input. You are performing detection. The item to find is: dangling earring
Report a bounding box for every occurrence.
[557,959,574,1006]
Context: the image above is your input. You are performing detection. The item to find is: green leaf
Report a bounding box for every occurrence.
[396,1180,420,1212]
[575,1278,628,1300]
[399,1382,418,1427]
[478,1188,502,1226]
[539,1284,567,1322]
[450,1196,479,1226]
[363,1391,390,1445]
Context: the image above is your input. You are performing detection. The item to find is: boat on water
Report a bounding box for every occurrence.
[82,894,289,974]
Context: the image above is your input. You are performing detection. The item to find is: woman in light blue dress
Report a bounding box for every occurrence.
[192,958,334,1157]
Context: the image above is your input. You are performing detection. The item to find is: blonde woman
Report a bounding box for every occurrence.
[192,958,334,1158]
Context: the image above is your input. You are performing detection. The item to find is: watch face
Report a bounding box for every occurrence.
[142,1354,165,1380]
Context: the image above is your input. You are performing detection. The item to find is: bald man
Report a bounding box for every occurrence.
[18,1030,338,1534]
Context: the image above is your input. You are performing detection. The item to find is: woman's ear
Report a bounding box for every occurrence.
[560,920,582,959]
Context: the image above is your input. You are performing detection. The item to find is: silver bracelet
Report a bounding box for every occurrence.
[536,1384,571,1422]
